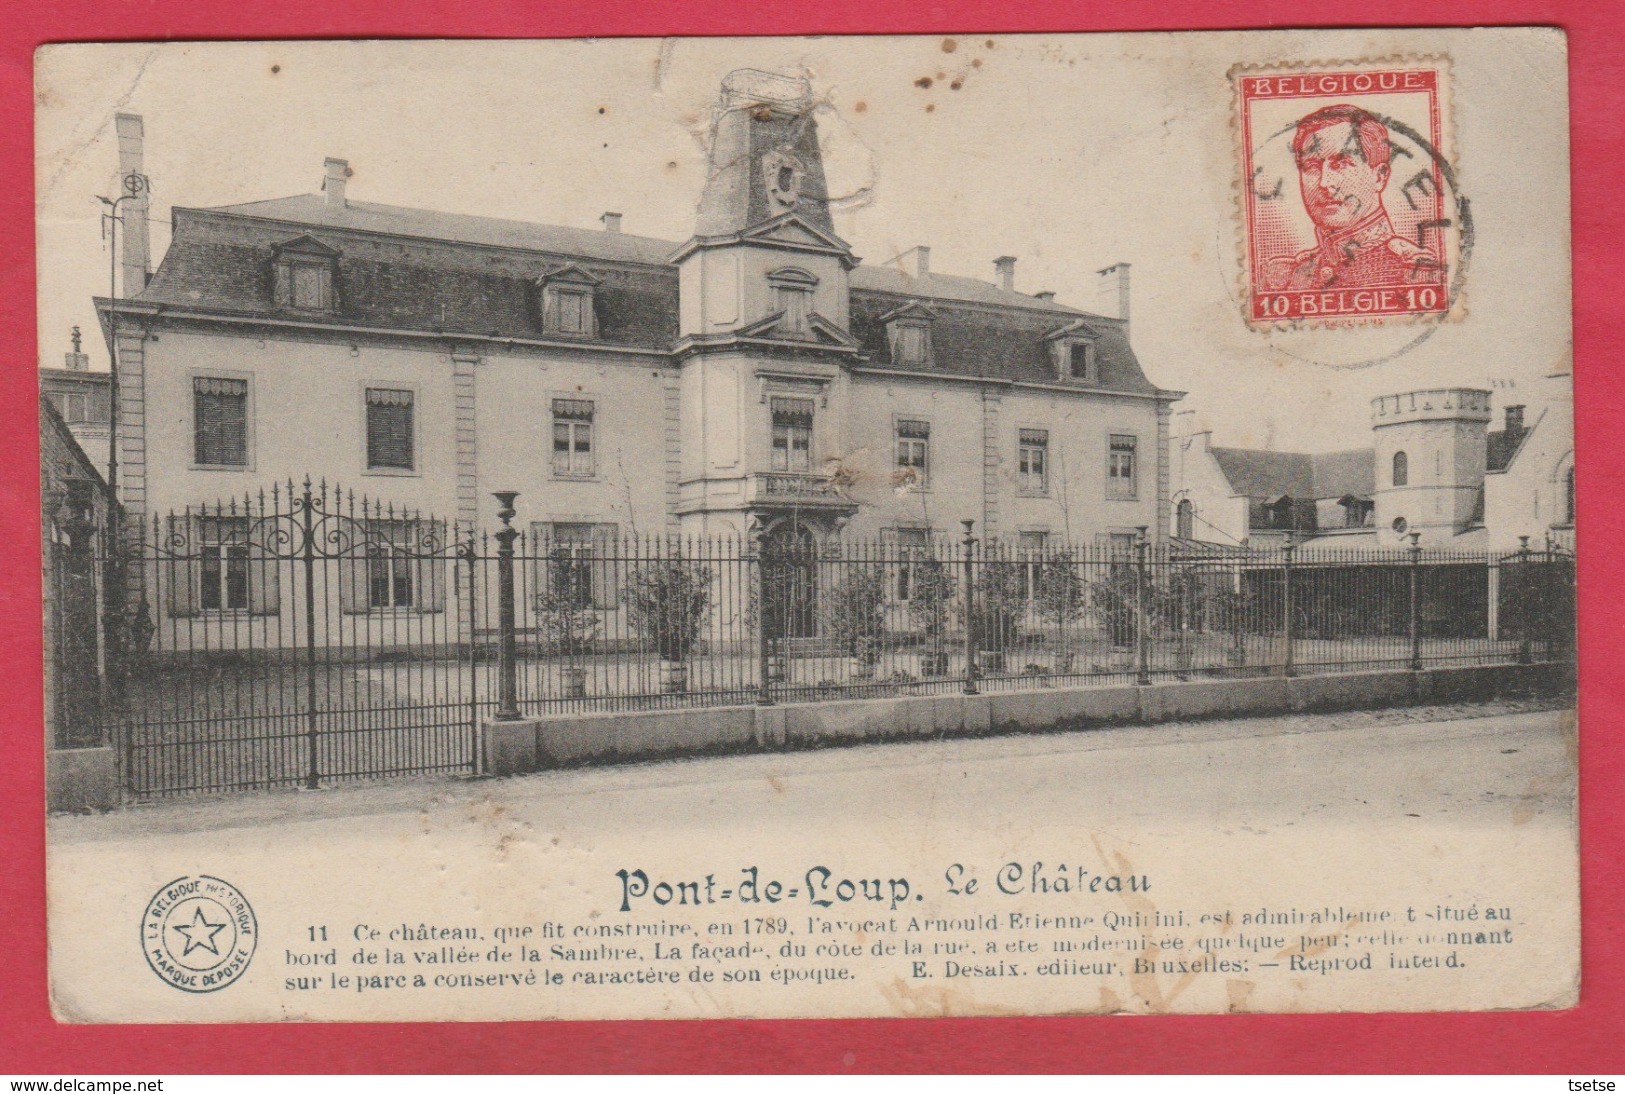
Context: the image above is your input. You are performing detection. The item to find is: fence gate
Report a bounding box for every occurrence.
[108,480,479,798]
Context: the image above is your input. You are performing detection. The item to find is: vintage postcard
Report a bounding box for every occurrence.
[37,29,1576,1021]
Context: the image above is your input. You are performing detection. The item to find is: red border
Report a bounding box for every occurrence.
[3,1,1621,1075]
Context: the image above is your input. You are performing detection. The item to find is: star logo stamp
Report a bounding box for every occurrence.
[1235,59,1463,328]
[141,876,257,993]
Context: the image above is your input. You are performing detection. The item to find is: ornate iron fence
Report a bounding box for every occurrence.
[92,483,1576,799]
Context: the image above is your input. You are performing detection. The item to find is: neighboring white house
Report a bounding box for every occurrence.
[1172,376,1574,554]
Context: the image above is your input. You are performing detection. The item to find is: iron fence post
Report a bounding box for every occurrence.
[300,477,320,790]
[1408,531,1424,672]
[1516,535,1533,664]
[962,519,979,695]
[751,525,775,706]
[1281,532,1296,678]
[493,491,522,721]
[462,531,482,773]
[1134,526,1152,685]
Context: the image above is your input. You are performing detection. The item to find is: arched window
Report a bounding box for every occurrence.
[1175,498,1194,539]
[1392,450,1409,487]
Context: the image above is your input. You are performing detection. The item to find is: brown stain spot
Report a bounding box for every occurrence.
[925,104,935,113]
[1098,986,1125,1012]
[1225,979,1255,1013]
[270,65,281,75]
[751,105,774,121]
[937,71,946,80]
[854,100,867,113]
[598,106,607,114]
[941,38,958,53]
[914,77,933,89]
[950,80,963,91]
[971,58,983,68]
[985,39,996,48]
[667,160,679,170]
[767,774,786,794]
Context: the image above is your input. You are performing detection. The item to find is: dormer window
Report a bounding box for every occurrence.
[271,234,340,313]
[537,264,602,338]
[880,301,937,368]
[1044,320,1102,384]
[767,267,818,337]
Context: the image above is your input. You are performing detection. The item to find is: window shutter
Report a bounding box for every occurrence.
[247,521,281,616]
[274,263,291,308]
[414,520,447,613]
[366,389,415,470]
[339,544,368,615]
[165,515,201,618]
[591,524,619,610]
[194,378,249,466]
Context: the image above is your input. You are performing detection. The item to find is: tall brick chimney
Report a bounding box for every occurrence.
[114,113,150,297]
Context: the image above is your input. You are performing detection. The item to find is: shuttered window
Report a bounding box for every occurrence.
[366,388,415,471]
[1018,429,1048,495]
[1108,434,1138,499]
[896,419,930,488]
[193,377,249,467]
[551,399,595,478]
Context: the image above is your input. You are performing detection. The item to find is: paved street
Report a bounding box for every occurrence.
[53,698,1574,845]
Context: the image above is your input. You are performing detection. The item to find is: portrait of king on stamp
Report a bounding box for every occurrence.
[1239,65,1456,325]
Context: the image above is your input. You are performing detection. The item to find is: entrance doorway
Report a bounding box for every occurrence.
[761,521,818,641]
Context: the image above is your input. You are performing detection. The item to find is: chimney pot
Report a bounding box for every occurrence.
[64,325,88,371]
[993,255,1017,292]
[914,246,931,277]
[601,212,623,232]
[323,157,350,207]
[1505,404,1526,434]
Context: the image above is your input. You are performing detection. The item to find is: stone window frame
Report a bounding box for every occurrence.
[550,394,600,481]
[360,379,422,478]
[537,265,603,339]
[189,368,255,472]
[766,266,819,338]
[271,235,341,314]
[1106,432,1140,501]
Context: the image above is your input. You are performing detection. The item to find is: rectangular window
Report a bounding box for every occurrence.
[199,517,250,612]
[892,324,928,366]
[534,523,617,610]
[551,398,595,478]
[557,290,590,335]
[193,377,249,467]
[1108,434,1138,499]
[891,527,932,601]
[365,521,418,610]
[1018,531,1048,600]
[771,397,814,473]
[1069,343,1095,381]
[896,419,930,488]
[365,388,415,471]
[777,288,811,335]
[53,391,91,423]
[279,262,333,311]
[1018,428,1049,495]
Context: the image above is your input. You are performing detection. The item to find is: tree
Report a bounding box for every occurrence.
[621,557,713,663]
[1033,549,1088,671]
[905,555,956,675]
[820,565,889,676]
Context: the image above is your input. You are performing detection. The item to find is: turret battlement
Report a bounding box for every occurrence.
[1371,388,1492,426]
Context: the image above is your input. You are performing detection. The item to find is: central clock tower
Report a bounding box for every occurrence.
[671,70,863,540]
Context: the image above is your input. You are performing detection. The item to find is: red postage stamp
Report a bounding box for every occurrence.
[1237,61,1457,327]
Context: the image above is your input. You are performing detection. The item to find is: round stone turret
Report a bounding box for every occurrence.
[1370,388,1491,547]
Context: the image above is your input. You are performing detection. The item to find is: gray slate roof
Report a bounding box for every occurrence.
[133,193,1167,395]
[1210,446,1375,500]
